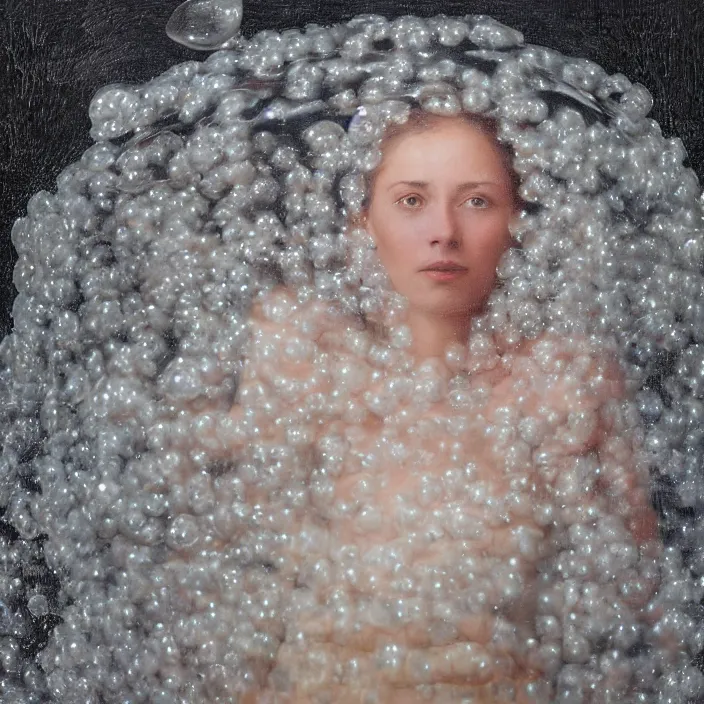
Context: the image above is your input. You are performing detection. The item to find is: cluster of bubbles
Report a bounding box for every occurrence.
[2,11,704,703]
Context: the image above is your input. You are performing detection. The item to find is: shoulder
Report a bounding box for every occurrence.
[248,286,350,343]
[243,286,359,381]
[513,333,623,387]
[499,333,627,420]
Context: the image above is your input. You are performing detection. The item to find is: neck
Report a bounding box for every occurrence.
[406,307,472,359]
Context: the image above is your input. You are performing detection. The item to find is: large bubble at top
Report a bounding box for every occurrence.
[2,12,704,703]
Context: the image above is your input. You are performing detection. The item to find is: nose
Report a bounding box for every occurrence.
[429,201,460,249]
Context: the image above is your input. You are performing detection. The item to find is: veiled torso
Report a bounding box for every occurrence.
[228,287,653,702]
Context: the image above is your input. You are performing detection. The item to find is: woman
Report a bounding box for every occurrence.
[185,108,659,702]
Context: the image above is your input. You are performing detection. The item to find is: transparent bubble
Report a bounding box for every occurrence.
[166,0,243,51]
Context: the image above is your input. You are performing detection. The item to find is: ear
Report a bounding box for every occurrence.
[362,205,378,238]
[347,207,374,239]
[346,209,364,231]
[507,204,526,249]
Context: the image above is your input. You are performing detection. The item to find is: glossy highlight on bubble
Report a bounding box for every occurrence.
[166,0,243,51]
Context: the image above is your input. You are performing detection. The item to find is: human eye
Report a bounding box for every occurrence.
[463,196,490,209]
[395,194,424,209]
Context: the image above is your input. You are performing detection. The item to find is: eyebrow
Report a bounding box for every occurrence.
[386,180,500,191]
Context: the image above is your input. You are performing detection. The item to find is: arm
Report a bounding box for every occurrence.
[520,341,667,699]
[159,287,341,698]
[526,339,659,547]
[157,286,336,461]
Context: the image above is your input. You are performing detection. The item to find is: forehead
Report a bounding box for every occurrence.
[374,118,510,184]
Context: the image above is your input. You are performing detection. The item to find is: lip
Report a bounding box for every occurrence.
[422,269,466,282]
[420,261,468,272]
[419,261,468,282]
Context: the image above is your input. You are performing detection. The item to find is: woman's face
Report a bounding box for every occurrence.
[364,117,518,319]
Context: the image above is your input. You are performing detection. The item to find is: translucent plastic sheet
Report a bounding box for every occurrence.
[2,13,704,703]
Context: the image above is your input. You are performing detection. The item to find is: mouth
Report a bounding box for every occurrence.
[420,263,468,282]
[420,262,468,273]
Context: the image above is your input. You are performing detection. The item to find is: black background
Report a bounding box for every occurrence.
[1,0,703,340]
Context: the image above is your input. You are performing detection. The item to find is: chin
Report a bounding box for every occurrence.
[421,300,480,320]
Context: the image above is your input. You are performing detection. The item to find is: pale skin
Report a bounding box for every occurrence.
[363,116,518,359]
[167,116,660,702]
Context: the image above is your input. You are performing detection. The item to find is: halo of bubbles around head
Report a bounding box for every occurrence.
[2,11,704,703]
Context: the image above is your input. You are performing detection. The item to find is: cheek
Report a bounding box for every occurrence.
[465,218,512,263]
[377,213,432,254]
[372,225,424,291]
[377,240,416,282]
[370,211,420,260]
